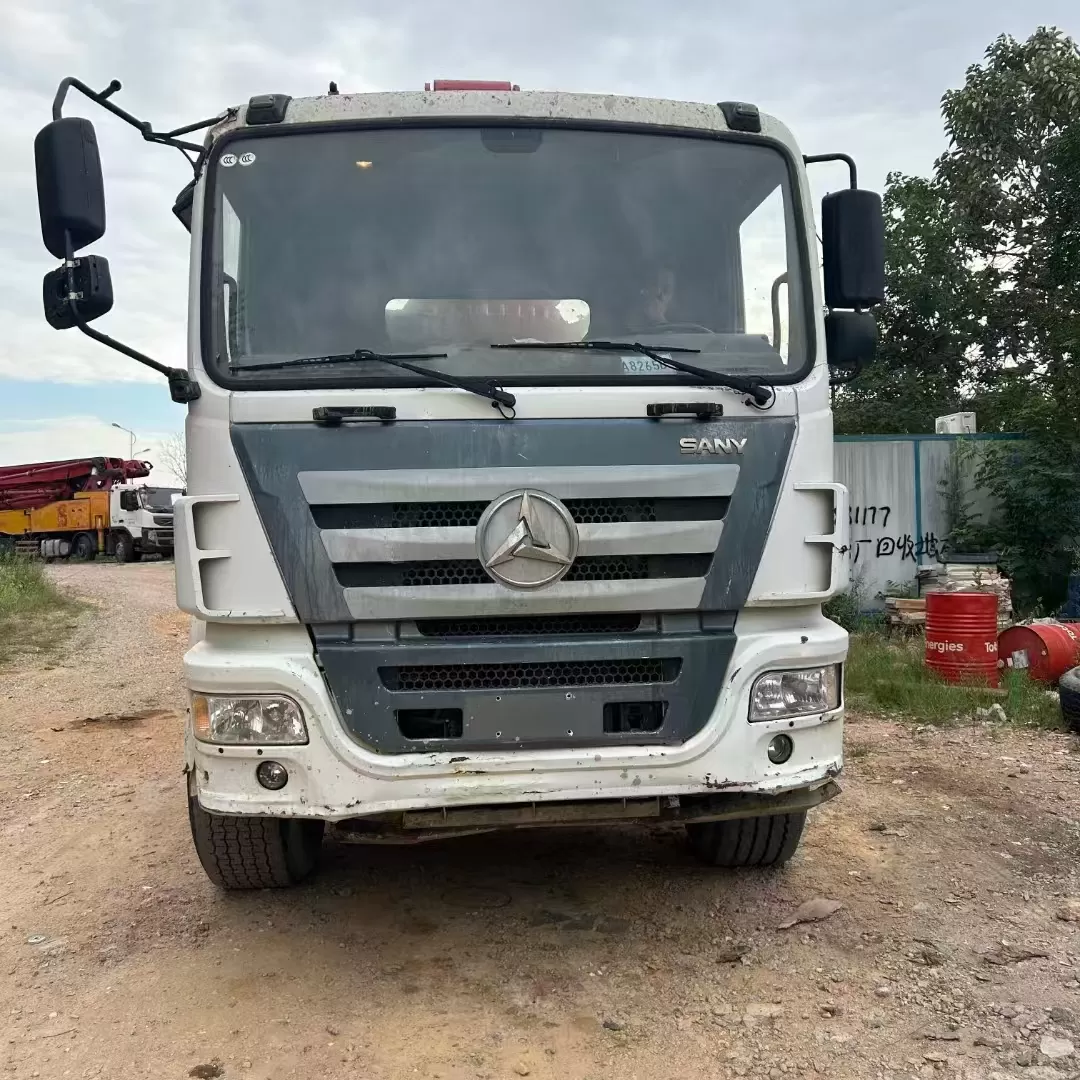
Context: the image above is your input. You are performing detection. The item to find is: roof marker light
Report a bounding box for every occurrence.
[424,80,520,91]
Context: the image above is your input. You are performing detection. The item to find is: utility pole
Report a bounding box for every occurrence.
[111,422,136,459]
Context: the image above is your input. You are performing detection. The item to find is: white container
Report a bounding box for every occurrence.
[935,412,977,434]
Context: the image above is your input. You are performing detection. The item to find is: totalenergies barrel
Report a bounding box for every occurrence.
[998,622,1080,684]
[924,591,999,687]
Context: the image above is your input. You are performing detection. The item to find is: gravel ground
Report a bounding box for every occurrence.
[2,562,1080,1080]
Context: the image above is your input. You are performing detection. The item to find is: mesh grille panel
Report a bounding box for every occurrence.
[415,614,641,637]
[311,496,728,530]
[383,500,660,527]
[392,502,486,528]
[336,554,711,587]
[402,561,488,586]
[566,556,646,581]
[380,657,680,692]
[395,556,649,587]
[566,498,656,524]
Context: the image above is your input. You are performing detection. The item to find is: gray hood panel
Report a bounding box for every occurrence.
[230,416,794,623]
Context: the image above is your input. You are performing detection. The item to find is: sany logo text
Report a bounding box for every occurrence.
[679,437,747,456]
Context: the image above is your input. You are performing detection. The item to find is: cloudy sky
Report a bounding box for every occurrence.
[1,0,1076,483]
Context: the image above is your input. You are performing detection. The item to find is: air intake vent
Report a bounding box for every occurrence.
[416,614,641,637]
[391,502,486,528]
[336,554,711,588]
[567,498,658,523]
[379,658,681,692]
[311,496,728,530]
[392,556,648,587]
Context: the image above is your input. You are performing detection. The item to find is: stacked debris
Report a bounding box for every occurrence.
[915,559,1013,629]
[882,556,1013,632]
[883,596,927,630]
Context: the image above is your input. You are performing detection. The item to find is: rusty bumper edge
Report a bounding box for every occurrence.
[334,780,841,843]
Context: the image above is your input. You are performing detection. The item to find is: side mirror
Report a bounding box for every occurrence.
[34,117,106,259]
[120,490,139,512]
[825,310,877,373]
[43,255,113,329]
[173,180,195,232]
[821,189,884,309]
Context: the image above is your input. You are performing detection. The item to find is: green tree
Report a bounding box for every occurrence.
[840,27,1080,610]
[833,175,985,434]
[940,29,1080,609]
[937,27,1080,434]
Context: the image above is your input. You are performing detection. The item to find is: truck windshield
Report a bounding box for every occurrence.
[139,487,180,511]
[207,125,809,385]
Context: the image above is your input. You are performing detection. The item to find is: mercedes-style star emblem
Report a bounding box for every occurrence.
[475,490,579,590]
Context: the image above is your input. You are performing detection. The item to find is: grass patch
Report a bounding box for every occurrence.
[846,632,1062,729]
[0,553,83,667]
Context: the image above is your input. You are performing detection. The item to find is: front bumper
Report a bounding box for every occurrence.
[184,613,846,820]
[141,529,174,551]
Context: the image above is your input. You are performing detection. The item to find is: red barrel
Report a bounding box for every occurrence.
[925,591,999,687]
[998,622,1080,684]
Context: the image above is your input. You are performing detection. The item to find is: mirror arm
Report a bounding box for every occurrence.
[803,153,858,190]
[165,116,230,139]
[61,237,201,404]
[52,76,233,175]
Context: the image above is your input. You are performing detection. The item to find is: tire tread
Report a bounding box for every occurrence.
[188,796,321,890]
[688,811,806,868]
[1059,668,1080,732]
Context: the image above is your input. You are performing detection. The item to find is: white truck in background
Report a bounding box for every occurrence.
[33,76,883,888]
[110,484,181,560]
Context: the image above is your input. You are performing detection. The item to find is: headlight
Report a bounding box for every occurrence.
[749,666,840,722]
[191,694,308,745]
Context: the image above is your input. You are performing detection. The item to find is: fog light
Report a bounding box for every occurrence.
[256,761,289,790]
[767,734,794,764]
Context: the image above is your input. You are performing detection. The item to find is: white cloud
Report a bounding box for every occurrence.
[0,0,1075,387]
[0,415,184,486]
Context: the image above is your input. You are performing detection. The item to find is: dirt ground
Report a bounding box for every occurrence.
[3,563,1080,1080]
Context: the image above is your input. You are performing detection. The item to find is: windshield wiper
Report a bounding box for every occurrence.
[491,340,773,407]
[232,349,517,412]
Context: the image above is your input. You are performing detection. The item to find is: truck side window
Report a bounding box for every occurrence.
[221,194,245,361]
[120,491,138,511]
[739,185,790,364]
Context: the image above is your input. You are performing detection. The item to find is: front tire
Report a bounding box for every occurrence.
[187,794,324,890]
[113,532,134,563]
[687,811,806,868]
[1059,667,1080,732]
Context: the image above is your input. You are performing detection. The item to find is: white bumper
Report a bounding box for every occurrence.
[184,610,846,820]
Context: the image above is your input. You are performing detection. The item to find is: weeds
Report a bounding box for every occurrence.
[824,574,880,633]
[846,632,1061,729]
[0,553,82,666]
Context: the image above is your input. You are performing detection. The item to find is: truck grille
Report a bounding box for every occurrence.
[379,657,680,692]
[299,462,737,619]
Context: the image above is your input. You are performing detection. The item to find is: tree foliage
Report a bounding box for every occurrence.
[157,432,187,488]
[835,27,1080,610]
[833,174,987,433]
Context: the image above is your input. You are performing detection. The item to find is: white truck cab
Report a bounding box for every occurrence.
[111,484,178,559]
[34,77,883,888]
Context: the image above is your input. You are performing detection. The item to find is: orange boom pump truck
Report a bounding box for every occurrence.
[0,456,178,561]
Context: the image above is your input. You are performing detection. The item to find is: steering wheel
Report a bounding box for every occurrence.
[642,322,715,334]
